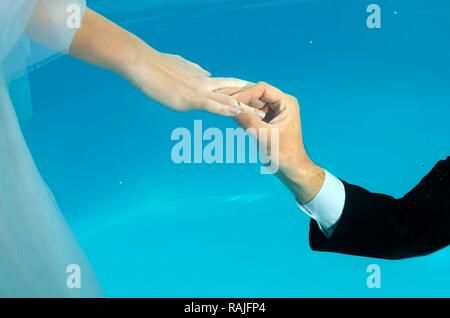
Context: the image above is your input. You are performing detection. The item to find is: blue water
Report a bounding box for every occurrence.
[22,0,449,297]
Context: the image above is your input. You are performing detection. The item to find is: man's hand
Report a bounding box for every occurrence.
[218,82,325,204]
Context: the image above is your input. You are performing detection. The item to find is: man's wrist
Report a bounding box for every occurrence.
[278,160,325,204]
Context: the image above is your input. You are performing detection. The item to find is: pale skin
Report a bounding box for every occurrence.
[67,9,264,118]
[26,7,317,202]
[218,82,325,204]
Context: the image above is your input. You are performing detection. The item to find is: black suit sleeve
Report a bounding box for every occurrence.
[309,157,450,259]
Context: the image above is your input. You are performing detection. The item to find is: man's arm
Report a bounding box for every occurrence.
[309,157,450,259]
[221,83,450,260]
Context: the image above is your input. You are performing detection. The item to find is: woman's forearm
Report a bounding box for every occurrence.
[68,8,252,116]
[69,9,150,77]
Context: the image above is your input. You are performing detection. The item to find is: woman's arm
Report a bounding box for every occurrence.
[69,9,148,76]
[69,9,254,116]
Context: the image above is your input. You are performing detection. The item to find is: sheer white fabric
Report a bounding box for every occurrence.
[0,0,102,297]
[1,0,87,120]
[1,0,87,81]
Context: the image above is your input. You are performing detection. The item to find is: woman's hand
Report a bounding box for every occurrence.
[70,9,259,116]
[123,48,253,116]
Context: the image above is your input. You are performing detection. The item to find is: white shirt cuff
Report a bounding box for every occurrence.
[297,170,346,238]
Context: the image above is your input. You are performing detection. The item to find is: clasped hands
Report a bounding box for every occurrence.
[126,48,324,204]
[68,9,324,203]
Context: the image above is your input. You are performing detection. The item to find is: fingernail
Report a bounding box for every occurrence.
[230,106,241,115]
[254,109,266,119]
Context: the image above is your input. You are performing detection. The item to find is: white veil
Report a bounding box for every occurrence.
[0,0,102,297]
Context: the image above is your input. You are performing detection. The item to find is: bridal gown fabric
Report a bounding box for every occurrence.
[0,0,102,297]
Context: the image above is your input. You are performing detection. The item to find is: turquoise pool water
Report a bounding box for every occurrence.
[22,0,449,297]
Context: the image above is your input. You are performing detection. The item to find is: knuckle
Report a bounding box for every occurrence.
[289,94,299,104]
[257,81,269,87]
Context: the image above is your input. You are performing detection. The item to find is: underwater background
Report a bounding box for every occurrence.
[21,0,450,296]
